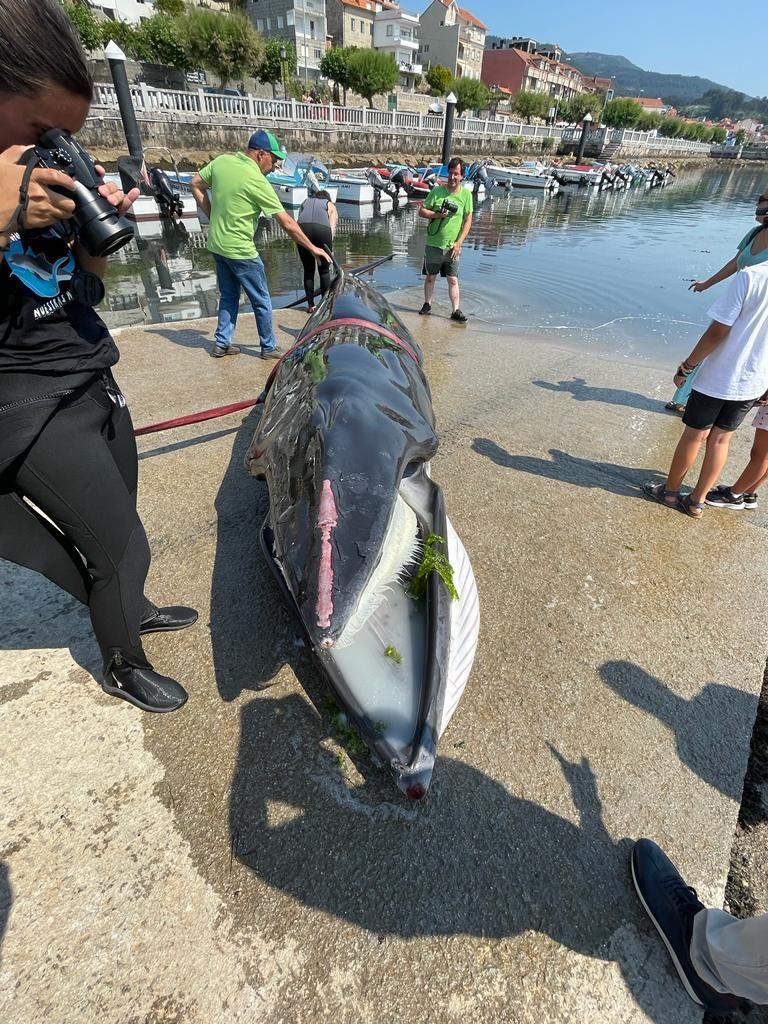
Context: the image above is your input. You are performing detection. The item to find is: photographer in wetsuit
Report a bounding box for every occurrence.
[0,0,196,713]
[418,156,473,324]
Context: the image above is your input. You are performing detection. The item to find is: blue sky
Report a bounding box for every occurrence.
[458,0,766,98]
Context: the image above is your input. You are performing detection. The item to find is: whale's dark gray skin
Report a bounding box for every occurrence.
[246,268,479,798]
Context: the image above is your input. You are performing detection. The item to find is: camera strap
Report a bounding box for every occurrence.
[0,156,43,244]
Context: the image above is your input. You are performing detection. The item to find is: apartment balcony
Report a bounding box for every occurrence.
[398,59,422,74]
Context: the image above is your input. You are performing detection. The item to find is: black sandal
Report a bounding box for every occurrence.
[643,482,680,507]
[677,495,705,519]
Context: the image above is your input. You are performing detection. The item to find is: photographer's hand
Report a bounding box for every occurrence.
[0,146,76,241]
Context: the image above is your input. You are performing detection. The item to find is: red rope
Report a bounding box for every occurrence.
[134,398,259,436]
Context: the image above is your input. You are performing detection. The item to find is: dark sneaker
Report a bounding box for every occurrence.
[450,308,468,323]
[102,653,188,714]
[140,604,199,636]
[212,344,241,358]
[743,491,758,510]
[704,485,745,510]
[631,839,744,1013]
[419,302,431,315]
[261,346,284,361]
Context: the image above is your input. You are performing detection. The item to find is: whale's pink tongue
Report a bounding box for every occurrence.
[316,479,338,629]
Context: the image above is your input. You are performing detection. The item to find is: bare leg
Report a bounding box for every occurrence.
[690,427,735,503]
[424,273,437,305]
[447,274,461,313]
[666,425,710,495]
[732,428,768,494]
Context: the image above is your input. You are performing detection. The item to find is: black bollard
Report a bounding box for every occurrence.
[575,112,594,166]
[441,91,457,166]
[104,40,144,161]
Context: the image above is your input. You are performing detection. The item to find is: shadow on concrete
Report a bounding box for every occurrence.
[600,660,758,802]
[228,691,689,1023]
[151,328,262,359]
[472,438,660,499]
[532,378,668,415]
[0,863,11,967]
[138,427,240,462]
[208,408,296,702]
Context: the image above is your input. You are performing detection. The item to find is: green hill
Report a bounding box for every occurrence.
[564,52,728,104]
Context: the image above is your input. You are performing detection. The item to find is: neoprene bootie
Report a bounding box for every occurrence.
[139,603,199,635]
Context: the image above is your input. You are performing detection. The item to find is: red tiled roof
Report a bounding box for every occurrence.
[437,0,487,30]
[342,0,376,9]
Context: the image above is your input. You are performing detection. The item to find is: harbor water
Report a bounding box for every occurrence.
[102,165,767,369]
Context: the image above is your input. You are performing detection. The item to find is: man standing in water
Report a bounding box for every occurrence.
[418,156,473,323]
[191,130,331,359]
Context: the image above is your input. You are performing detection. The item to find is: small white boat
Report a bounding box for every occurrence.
[492,160,558,191]
[267,155,338,208]
[330,168,408,205]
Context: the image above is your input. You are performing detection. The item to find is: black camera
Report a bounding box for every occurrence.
[440,198,459,215]
[32,129,134,257]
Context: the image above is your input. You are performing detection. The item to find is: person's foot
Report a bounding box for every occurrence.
[704,485,745,510]
[743,491,759,510]
[665,401,686,414]
[631,839,745,1013]
[450,308,468,323]
[140,604,199,635]
[102,653,188,714]
[261,346,284,361]
[211,344,241,358]
[419,302,431,315]
[307,305,316,314]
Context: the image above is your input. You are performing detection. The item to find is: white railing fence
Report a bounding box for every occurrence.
[89,84,713,152]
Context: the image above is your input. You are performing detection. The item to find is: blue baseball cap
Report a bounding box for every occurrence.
[248,129,287,160]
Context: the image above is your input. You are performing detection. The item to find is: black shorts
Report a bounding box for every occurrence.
[682,389,756,432]
[423,245,459,278]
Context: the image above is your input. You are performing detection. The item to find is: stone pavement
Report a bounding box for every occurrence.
[2,296,766,1024]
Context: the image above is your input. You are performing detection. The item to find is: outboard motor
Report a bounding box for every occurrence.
[304,168,321,196]
[366,167,397,212]
[390,167,409,198]
[150,167,184,219]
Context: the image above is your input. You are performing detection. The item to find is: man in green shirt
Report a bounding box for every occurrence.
[418,156,474,323]
[191,129,331,358]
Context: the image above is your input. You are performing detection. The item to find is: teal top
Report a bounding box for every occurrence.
[736,225,768,270]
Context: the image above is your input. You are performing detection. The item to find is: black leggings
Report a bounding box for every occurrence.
[297,224,333,307]
[0,370,150,667]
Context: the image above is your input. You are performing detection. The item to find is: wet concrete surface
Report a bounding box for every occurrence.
[2,293,767,1023]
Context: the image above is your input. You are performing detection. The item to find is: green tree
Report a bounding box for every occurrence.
[601,97,643,129]
[448,77,490,116]
[564,92,603,123]
[710,125,727,144]
[180,10,262,87]
[319,46,356,104]
[134,14,191,69]
[100,20,138,55]
[425,64,452,96]
[636,111,662,132]
[154,0,185,14]
[735,128,747,144]
[64,0,102,52]
[256,38,297,98]
[658,116,683,138]
[346,49,399,109]
[511,90,550,123]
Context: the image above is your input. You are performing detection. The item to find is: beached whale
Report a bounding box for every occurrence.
[245,266,479,798]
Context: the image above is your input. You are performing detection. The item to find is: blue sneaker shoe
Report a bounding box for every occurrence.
[631,839,744,1013]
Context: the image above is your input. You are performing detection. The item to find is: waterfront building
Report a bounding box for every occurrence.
[326,0,376,48]
[416,0,486,81]
[87,0,230,21]
[373,5,422,89]
[242,0,329,82]
[481,43,583,103]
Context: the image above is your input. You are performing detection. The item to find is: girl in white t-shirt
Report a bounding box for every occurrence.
[705,398,768,509]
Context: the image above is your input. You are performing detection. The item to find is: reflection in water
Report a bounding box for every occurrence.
[101,167,766,364]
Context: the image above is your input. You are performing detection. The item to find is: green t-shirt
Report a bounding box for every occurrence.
[198,152,284,260]
[424,184,474,251]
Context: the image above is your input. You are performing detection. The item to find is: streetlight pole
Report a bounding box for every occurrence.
[104,39,143,161]
[280,46,288,100]
[575,111,593,164]
[441,91,457,165]
[300,0,309,89]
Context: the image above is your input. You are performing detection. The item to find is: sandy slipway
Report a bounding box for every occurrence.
[1,296,767,1024]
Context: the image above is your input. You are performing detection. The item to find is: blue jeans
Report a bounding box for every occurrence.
[213,253,277,352]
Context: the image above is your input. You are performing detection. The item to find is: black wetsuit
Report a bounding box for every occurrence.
[0,229,150,666]
[296,197,333,307]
